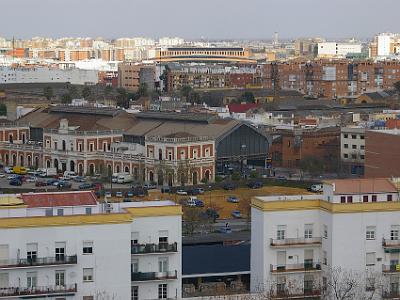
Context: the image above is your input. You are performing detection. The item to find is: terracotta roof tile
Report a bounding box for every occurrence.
[324,178,397,195]
[22,191,97,208]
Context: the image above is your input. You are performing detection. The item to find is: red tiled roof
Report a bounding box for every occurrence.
[227,103,258,113]
[324,178,397,194]
[299,119,317,125]
[22,191,97,208]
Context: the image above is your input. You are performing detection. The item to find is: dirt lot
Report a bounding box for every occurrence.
[146,186,312,219]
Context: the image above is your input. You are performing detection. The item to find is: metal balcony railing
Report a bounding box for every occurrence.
[383,238,400,248]
[131,270,178,282]
[271,289,321,299]
[270,237,322,247]
[382,291,400,299]
[382,264,400,273]
[131,243,178,255]
[270,262,321,273]
[0,255,77,269]
[0,284,77,298]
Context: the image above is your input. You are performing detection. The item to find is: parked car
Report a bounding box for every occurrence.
[58,181,72,188]
[26,176,37,183]
[7,174,16,180]
[52,181,60,186]
[104,191,112,198]
[219,226,232,234]
[189,187,205,195]
[223,183,236,190]
[161,186,171,193]
[9,179,22,186]
[132,188,146,197]
[4,167,13,174]
[115,191,123,198]
[73,176,86,183]
[0,173,5,178]
[176,189,188,195]
[126,191,134,198]
[276,175,287,181]
[47,179,58,186]
[231,210,242,218]
[79,183,94,190]
[227,195,239,203]
[248,181,263,189]
[307,184,323,193]
[35,180,47,187]
[143,183,157,190]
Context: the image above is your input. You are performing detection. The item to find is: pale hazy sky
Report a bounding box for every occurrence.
[1,0,399,40]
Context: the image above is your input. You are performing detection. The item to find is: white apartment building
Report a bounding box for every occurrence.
[378,34,393,57]
[340,126,365,175]
[0,191,182,300]
[317,42,362,57]
[0,67,99,85]
[251,178,400,299]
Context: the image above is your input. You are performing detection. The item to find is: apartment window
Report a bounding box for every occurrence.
[89,143,94,152]
[391,226,400,240]
[78,143,83,152]
[340,196,346,203]
[352,144,357,149]
[351,154,357,159]
[277,225,286,240]
[388,194,393,202]
[360,145,365,150]
[27,272,37,288]
[277,276,286,294]
[344,144,349,148]
[158,257,169,272]
[55,270,65,286]
[372,195,377,202]
[366,252,376,266]
[343,154,348,159]
[54,141,58,149]
[158,283,168,299]
[193,149,198,159]
[27,243,38,263]
[55,242,66,262]
[304,224,313,239]
[304,274,314,293]
[83,241,93,254]
[83,297,94,300]
[360,155,365,160]
[57,208,64,216]
[131,232,139,246]
[83,268,94,282]
[131,286,139,300]
[45,208,53,216]
[323,251,327,265]
[344,134,348,138]
[366,226,376,240]
[363,195,369,203]
[168,151,172,161]
[366,277,375,291]
[351,135,357,139]
[102,142,107,152]
[323,225,328,239]
[131,259,139,273]
[346,196,353,203]
[360,135,365,140]
[85,207,92,215]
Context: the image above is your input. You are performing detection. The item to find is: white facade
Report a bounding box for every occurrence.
[0,67,99,85]
[378,34,393,57]
[251,179,400,299]
[159,37,185,47]
[340,126,365,163]
[0,193,182,300]
[317,42,362,57]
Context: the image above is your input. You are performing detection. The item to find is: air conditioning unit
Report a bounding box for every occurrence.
[104,202,113,213]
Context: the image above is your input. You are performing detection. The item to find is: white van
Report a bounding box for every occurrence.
[117,173,133,184]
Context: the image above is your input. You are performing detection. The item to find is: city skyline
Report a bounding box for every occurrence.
[1,0,399,40]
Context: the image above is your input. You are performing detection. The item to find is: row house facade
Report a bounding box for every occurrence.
[263,60,400,99]
[0,120,216,186]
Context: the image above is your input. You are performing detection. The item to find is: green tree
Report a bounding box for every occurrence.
[68,85,79,99]
[61,93,72,104]
[188,91,201,104]
[104,85,113,96]
[116,88,129,108]
[43,86,53,100]
[180,85,192,100]
[240,91,256,103]
[0,103,7,116]
[137,83,148,98]
[81,86,92,99]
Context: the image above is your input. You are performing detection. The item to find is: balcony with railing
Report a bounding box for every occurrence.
[131,270,178,282]
[383,239,400,252]
[0,284,77,298]
[131,243,178,255]
[382,264,400,273]
[270,262,322,273]
[382,291,400,299]
[0,255,77,269]
[271,289,321,299]
[270,237,322,248]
